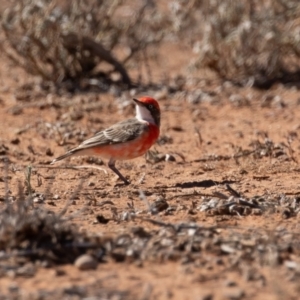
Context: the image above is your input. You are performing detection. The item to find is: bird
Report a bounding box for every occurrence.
[51,96,161,185]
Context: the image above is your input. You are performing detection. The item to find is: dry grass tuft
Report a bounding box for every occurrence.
[0,183,90,264]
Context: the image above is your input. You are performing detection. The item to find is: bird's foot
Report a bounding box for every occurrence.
[120,177,130,185]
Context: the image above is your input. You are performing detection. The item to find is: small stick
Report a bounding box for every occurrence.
[3,157,9,202]
[219,199,261,209]
[226,184,241,197]
[139,189,151,212]
[194,126,203,147]
[138,217,218,232]
[213,191,229,200]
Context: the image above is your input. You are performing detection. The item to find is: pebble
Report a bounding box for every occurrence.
[74,254,97,270]
[33,197,43,204]
[284,260,299,270]
[221,244,236,254]
[150,197,169,214]
[165,154,176,162]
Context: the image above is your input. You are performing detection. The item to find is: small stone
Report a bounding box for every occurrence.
[53,194,60,200]
[165,154,176,162]
[221,244,236,254]
[74,254,97,270]
[240,239,256,247]
[33,197,43,203]
[284,260,299,270]
[150,197,169,214]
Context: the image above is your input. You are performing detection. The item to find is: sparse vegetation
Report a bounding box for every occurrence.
[170,0,300,87]
[2,0,300,89]
[1,0,168,90]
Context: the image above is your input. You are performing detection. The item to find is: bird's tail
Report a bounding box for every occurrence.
[50,148,81,165]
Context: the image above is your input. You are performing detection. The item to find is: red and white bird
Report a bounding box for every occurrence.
[51,96,160,185]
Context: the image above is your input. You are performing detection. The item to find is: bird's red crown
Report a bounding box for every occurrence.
[138,96,160,111]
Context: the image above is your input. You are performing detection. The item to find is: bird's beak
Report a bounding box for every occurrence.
[133,98,145,106]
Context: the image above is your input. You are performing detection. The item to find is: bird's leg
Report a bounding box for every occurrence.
[108,158,130,185]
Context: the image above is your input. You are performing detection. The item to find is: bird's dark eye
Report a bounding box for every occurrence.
[148,104,153,109]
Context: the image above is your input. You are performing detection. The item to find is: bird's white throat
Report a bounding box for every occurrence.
[136,105,155,124]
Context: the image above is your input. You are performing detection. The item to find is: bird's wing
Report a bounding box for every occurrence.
[78,118,148,149]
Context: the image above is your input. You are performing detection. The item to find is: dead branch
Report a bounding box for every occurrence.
[62,33,131,86]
